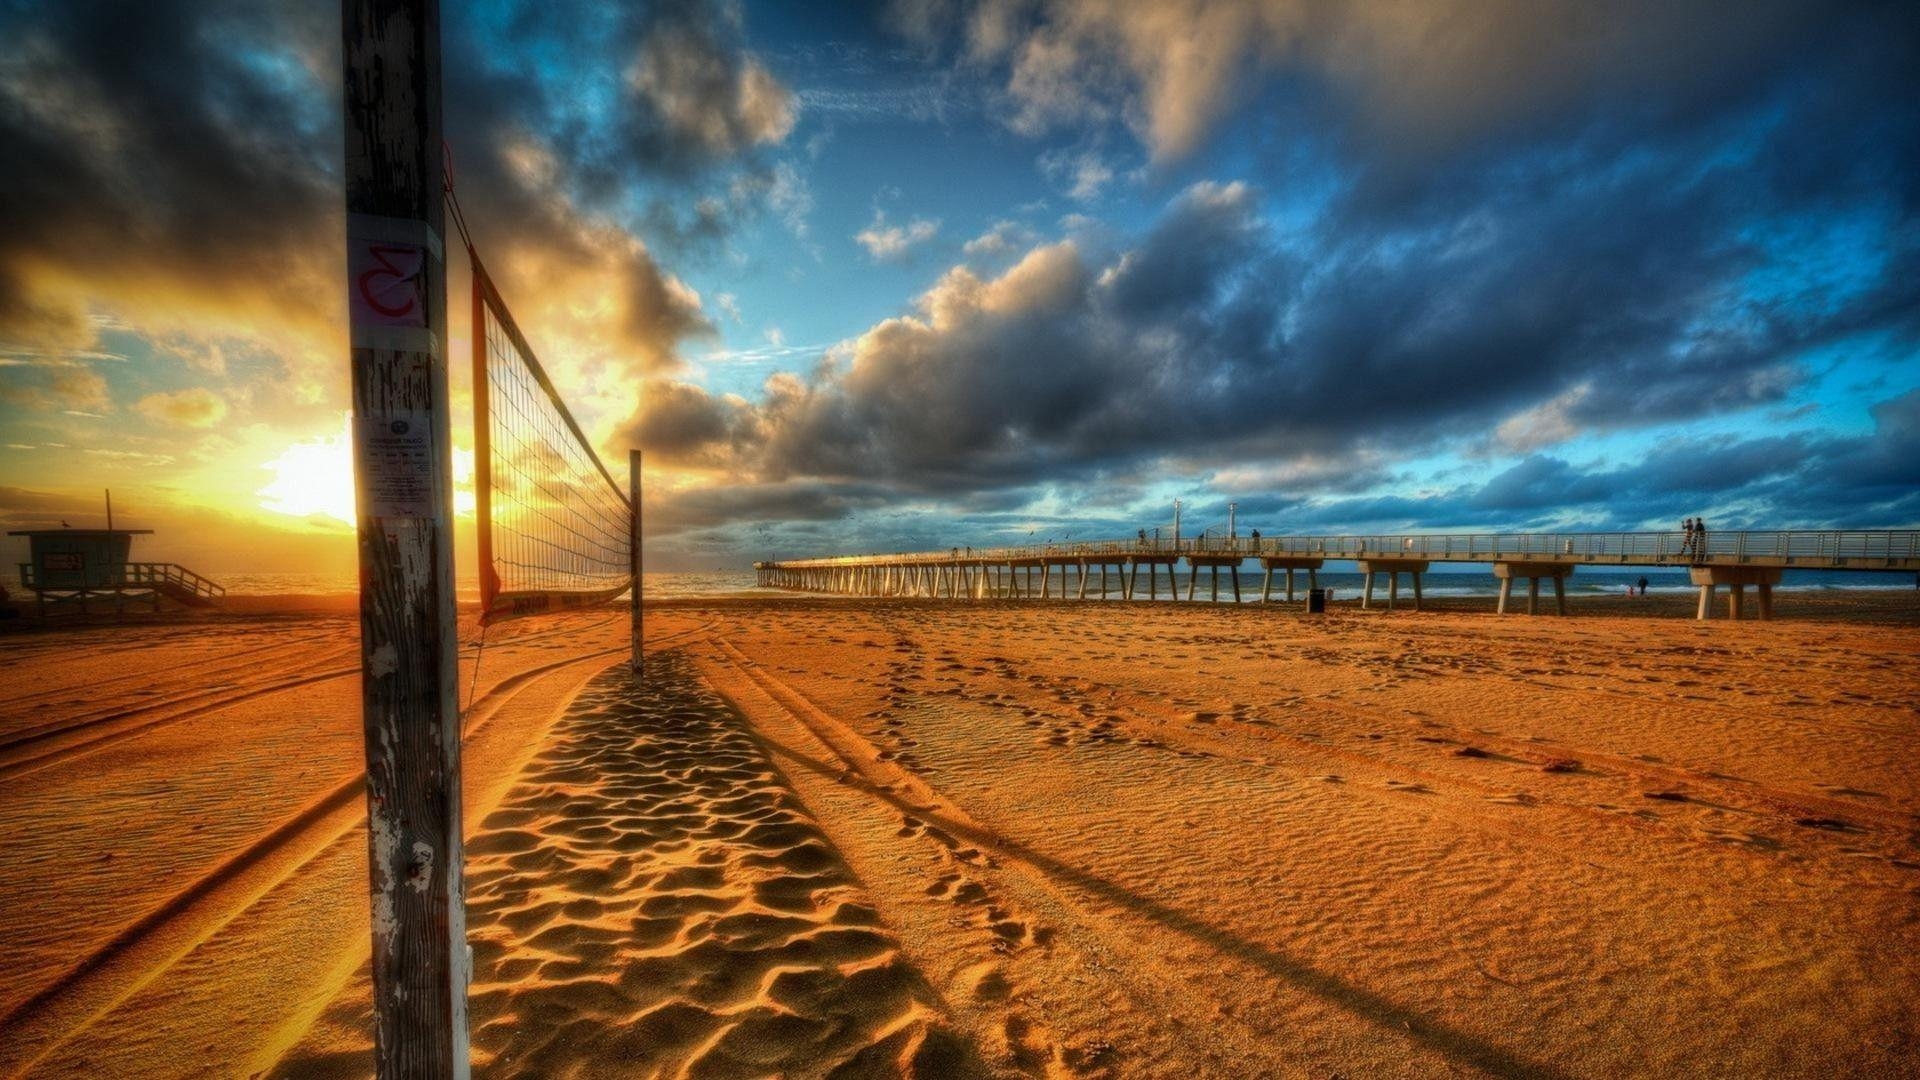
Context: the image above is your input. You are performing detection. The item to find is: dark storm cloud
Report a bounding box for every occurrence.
[0,0,338,350]
[894,1,1900,170]
[621,378,762,466]
[0,0,793,372]
[429,0,804,369]
[1249,389,1920,534]
[1803,389,1920,506]
[617,2,1918,545]
[639,98,1917,500]
[643,478,893,534]
[1467,458,1617,514]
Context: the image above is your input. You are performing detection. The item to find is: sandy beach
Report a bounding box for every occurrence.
[1,592,1916,1077]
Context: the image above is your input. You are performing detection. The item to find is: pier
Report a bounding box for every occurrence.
[755,529,1920,620]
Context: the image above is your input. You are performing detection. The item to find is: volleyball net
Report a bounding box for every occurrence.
[470,253,633,624]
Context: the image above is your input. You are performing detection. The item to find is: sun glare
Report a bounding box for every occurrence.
[258,419,355,523]
[258,416,476,524]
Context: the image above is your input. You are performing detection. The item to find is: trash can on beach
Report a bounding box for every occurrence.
[1306,588,1327,614]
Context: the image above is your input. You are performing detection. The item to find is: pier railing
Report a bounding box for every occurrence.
[758,529,1920,571]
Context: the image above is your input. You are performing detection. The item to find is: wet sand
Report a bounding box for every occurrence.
[2,592,1917,1077]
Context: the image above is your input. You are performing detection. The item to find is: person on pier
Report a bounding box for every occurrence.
[1693,518,1708,563]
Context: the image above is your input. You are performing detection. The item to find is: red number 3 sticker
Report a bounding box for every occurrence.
[351,242,426,326]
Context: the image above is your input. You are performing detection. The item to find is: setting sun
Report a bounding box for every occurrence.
[256,415,473,523]
[257,415,355,523]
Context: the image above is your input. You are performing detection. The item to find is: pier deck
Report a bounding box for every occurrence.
[753,530,1920,620]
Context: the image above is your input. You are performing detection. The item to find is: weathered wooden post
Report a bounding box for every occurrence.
[342,0,467,1073]
[641,447,656,672]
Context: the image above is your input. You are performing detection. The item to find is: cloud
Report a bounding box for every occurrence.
[0,363,111,412]
[855,211,942,261]
[962,219,1039,259]
[896,0,1907,169]
[645,478,893,535]
[794,84,969,125]
[1491,383,1592,453]
[895,0,1291,158]
[621,379,758,468]
[767,160,814,237]
[626,17,796,163]
[135,387,228,428]
[625,128,1920,542]
[1258,389,1920,533]
[439,0,805,377]
[1038,146,1114,201]
[0,0,792,418]
[0,2,341,360]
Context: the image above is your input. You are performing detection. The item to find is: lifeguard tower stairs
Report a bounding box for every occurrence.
[10,529,225,616]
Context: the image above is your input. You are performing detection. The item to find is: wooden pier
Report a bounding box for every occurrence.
[755,530,1920,621]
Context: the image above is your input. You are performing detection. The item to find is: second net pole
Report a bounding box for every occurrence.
[630,449,643,676]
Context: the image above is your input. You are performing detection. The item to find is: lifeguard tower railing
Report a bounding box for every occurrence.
[19,561,226,608]
[119,562,226,602]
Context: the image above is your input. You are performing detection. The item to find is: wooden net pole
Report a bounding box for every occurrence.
[630,449,643,676]
[341,0,468,1074]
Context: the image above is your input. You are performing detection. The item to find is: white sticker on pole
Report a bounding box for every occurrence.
[347,214,443,352]
[356,411,437,518]
[352,243,425,325]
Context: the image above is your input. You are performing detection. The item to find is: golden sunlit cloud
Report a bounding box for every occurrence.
[135,386,228,428]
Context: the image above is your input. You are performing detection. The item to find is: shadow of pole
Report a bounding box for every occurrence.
[618,656,1001,1080]
[737,720,1575,1080]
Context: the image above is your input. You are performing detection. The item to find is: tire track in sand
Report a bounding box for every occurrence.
[704,639,1301,1078]
[702,635,1579,1080]
[0,616,716,1073]
[2,629,347,716]
[0,642,634,1078]
[0,614,630,781]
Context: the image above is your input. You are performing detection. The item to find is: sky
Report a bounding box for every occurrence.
[1,0,1917,576]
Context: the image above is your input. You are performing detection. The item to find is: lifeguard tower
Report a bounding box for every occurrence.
[10,526,224,616]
